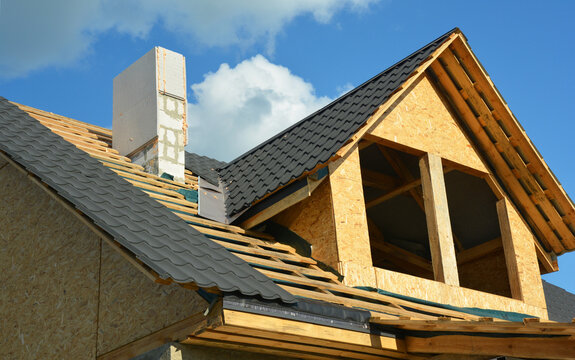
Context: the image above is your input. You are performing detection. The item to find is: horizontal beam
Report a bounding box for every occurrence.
[405,334,575,359]
[455,237,502,266]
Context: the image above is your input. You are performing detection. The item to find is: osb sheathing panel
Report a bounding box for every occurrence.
[177,343,299,360]
[374,267,547,319]
[97,240,206,355]
[503,201,547,309]
[369,75,489,173]
[272,180,339,269]
[328,145,372,267]
[337,260,376,288]
[0,163,100,359]
[458,250,512,298]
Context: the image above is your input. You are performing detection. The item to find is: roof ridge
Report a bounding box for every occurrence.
[221,27,460,169]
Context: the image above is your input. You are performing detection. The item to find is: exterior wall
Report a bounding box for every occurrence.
[97,241,206,355]
[458,249,511,298]
[0,161,100,359]
[328,145,375,286]
[0,160,206,359]
[369,74,489,173]
[273,180,339,269]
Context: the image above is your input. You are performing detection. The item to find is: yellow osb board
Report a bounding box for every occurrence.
[369,75,489,173]
[0,163,100,359]
[373,267,548,319]
[458,249,512,298]
[503,201,547,309]
[273,180,339,269]
[328,146,372,265]
[97,241,206,355]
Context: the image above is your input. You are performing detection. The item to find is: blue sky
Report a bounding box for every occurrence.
[1,1,574,293]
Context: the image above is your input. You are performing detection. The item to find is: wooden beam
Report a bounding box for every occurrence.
[361,168,399,190]
[373,317,575,336]
[405,334,575,359]
[497,198,524,301]
[455,237,502,266]
[366,177,423,208]
[193,329,405,360]
[419,153,459,286]
[241,175,326,229]
[222,309,405,352]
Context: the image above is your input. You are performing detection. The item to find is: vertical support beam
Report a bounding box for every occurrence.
[419,153,459,286]
[497,198,547,309]
[329,144,375,286]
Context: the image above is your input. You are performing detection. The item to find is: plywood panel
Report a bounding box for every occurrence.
[374,267,547,319]
[328,145,372,268]
[498,199,547,309]
[97,240,206,355]
[0,163,100,359]
[458,250,511,298]
[369,75,488,173]
[273,180,339,269]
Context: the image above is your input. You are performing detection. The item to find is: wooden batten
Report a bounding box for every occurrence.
[419,154,459,286]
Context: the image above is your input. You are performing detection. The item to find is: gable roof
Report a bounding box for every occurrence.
[0,97,295,303]
[219,28,459,216]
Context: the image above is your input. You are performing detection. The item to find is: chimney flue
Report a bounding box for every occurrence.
[113,47,187,183]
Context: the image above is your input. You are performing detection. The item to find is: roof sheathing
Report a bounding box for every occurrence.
[219,28,459,216]
[0,97,295,303]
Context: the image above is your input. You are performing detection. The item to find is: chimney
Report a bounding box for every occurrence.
[113,47,187,183]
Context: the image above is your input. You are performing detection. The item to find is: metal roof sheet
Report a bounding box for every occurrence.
[0,98,295,303]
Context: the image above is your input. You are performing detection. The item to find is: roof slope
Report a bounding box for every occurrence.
[219,28,458,216]
[0,97,295,303]
[185,151,226,186]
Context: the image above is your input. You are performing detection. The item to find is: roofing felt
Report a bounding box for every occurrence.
[542,280,575,322]
[185,151,226,186]
[219,28,459,216]
[0,97,295,303]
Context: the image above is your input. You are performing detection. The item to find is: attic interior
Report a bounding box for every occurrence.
[359,141,512,298]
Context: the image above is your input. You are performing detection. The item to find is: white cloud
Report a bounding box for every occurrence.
[187,55,332,161]
[0,0,379,77]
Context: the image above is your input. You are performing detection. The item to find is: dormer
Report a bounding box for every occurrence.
[229,28,575,319]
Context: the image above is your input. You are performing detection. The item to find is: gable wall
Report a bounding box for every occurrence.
[0,159,206,359]
[0,159,100,359]
[315,73,548,318]
[369,75,488,173]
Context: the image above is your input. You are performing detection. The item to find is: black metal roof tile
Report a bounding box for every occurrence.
[185,151,226,186]
[0,98,295,303]
[219,29,457,216]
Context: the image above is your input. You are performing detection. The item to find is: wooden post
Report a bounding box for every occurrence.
[419,153,459,286]
[497,198,546,308]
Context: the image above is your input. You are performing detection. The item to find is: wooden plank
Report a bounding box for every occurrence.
[429,60,565,254]
[241,176,326,229]
[497,199,524,301]
[195,330,404,360]
[222,309,405,352]
[439,48,575,250]
[183,337,341,360]
[419,154,459,286]
[405,334,575,359]
[451,38,575,234]
[361,168,399,191]
[372,318,575,336]
[238,253,338,280]
[210,238,316,265]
